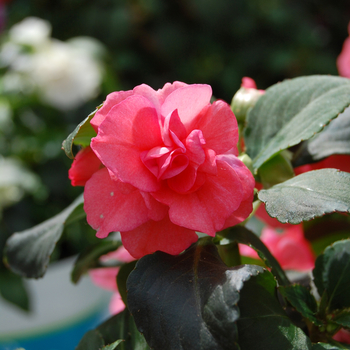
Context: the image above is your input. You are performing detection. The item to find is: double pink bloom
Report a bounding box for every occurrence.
[69,82,255,258]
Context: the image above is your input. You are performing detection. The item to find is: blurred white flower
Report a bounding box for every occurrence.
[0,17,104,110]
[8,16,51,47]
[0,156,41,215]
[30,39,102,110]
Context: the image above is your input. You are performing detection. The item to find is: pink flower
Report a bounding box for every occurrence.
[72,82,255,258]
[294,154,350,175]
[337,22,350,78]
[239,224,315,271]
[333,329,350,344]
[89,246,134,315]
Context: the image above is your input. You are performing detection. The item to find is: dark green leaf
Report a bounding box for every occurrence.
[75,329,105,350]
[62,107,99,159]
[334,311,350,329]
[293,107,350,167]
[71,240,122,284]
[102,340,124,350]
[97,309,150,350]
[245,75,350,171]
[4,194,84,278]
[127,239,267,350]
[0,268,30,311]
[279,284,322,326]
[313,239,350,312]
[222,225,290,286]
[237,271,312,350]
[258,169,350,224]
[117,260,137,308]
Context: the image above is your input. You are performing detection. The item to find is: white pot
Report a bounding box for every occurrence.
[0,257,112,350]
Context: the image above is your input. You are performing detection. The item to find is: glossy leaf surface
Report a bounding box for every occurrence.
[258,169,350,224]
[313,239,350,312]
[128,239,273,350]
[5,194,84,278]
[245,75,350,171]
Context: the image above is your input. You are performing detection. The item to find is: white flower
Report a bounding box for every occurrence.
[30,39,103,110]
[8,17,51,47]
[0,157,41,215]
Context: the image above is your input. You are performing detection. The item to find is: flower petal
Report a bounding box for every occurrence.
[91,90,133,132]
[91,95,163,192]
[68,146,102,186]
[161,84,212,129]
[217,154,255,200]
[193,100,239,155]
[121,215,198,259]
[84,168,150,238]
[153,159,244,235]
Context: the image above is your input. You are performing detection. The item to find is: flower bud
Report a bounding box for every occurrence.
[238,153,253,174]
[231,86,264,123]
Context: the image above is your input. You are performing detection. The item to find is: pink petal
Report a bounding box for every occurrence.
[193,100,239,155]
[272,225,315,271]
[121,215,198,259]
[99,245,135,263]
[91,95,163,192]
[185,130,206,167]
[217,154,255,200]
[161,84,212,129]
[91,90,134,132]
[223,197,254,228]
[133,84,161,113]
[84,168,150,238]
[337,35,350,78]
[68,146,102,186]
[89,267,119,291]
[140,191,168,221]
[109,292,126,315]
[163,109,187,146]
[156,81,189,104]
[153,159,244,235]
[167,164,197,194]
[241,77,257,89]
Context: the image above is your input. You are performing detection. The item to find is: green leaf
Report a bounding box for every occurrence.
[96,309,150,350]
[279,284,322,326]
[258,169,350,224]
[0,268,30,311]
[62,107,99,159]
[334,310,350,329]
[127,239,268,350]
[237,271,312,350]
[102,340,124,350]
[75,329,105,350]
[221,225,290,286]
[293,107,350,167]
[117,260,137,308]
[245,75,350,171]
[71,240,122,284]
[313,239,350,312]
[4,194,84,278]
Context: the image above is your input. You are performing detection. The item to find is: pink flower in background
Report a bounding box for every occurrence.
[89,246,135,315]
[333,329,350,344]
[240,224,315,271]
[337,22,350,78]
[294,154,350,175]
[71,82,255,258]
